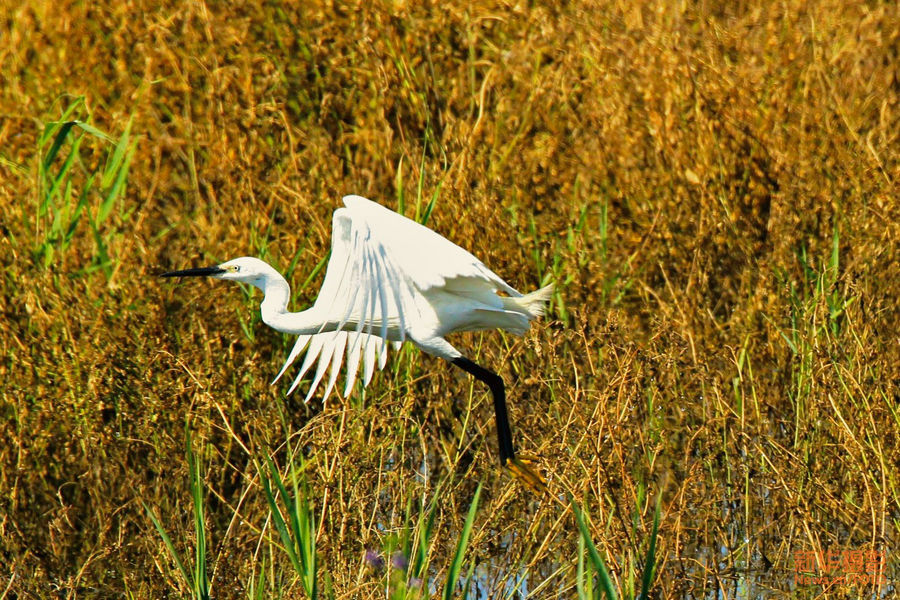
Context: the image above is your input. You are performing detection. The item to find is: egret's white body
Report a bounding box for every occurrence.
[162,195,552,489]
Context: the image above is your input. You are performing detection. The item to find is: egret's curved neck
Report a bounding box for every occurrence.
[256,272,326,335]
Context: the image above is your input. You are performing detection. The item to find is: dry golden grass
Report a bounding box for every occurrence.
[1,1,899,598]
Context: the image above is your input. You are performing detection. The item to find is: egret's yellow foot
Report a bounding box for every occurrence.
[505,455,548,493]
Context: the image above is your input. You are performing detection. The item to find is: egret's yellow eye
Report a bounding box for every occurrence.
[229,265,240,273]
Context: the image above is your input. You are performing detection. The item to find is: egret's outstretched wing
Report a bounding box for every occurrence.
[275,195,523,402]
[272,331,402,402]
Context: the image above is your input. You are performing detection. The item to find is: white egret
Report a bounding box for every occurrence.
[161,195,553,490]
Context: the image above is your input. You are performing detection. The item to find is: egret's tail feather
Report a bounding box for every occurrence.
[507,283,554,318]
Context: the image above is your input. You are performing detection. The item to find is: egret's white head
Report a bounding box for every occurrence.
[161,256,281,292]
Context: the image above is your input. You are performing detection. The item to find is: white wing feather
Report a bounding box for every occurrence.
[275,195,522,402]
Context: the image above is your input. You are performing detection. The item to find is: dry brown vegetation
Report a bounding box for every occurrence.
[2,0,899,598]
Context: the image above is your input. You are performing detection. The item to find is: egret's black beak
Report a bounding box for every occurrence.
[160,266,226,278]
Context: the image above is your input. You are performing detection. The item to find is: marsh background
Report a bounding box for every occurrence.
[1,1,898,598]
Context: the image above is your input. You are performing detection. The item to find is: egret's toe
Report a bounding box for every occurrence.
[506,455,548,493]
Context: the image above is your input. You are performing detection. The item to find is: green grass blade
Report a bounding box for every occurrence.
[395,154,405,214]
[287,448,317,598]
[570,497,617,600]
[88,217,112,277]
[259,458,303,573]
[0,154,27,175]
[459,559,476,600]
[412,489,439,581]
[577,535,593,599]
[637,496,661,600]
[42,121,78,172]
[284,239,307,282]
[442,482,481,600]
[187,433,210,600]
[419,181,440,227]
[297,251,329,295]
[44,131,85,210]
[101,115,134,188]
[414,146,426,222]
[98,136,136,223]
[259,452,318,599]
[63,172,95,248]
[143,501,194,591]
[73,119,115,143]
[38,97,84,147]
[829,222,840,283]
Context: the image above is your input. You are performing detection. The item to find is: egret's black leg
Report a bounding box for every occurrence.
[451,357,547,492]
[451,356,515,465]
